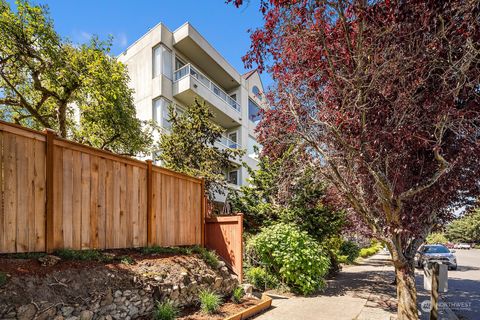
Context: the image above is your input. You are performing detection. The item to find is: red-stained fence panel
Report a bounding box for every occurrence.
[205,214,243,281]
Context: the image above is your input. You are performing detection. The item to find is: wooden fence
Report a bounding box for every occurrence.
[0,120,205,253]
[205,214,243,281]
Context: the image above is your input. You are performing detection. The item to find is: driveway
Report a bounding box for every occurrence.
[255,250,480,320]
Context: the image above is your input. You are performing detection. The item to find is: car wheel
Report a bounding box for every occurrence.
[450,266,457,270]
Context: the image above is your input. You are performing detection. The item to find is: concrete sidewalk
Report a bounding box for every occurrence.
[254,252,458,320]
[255,252,397,320]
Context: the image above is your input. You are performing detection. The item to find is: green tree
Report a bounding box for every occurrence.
[0,0,151,155]
[446,209,480,243]
[230,151,281,231]
[232,147,345,240]
[426,232,448,245]
[157,98,244,199]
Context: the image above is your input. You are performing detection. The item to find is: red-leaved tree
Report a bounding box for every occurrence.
[229,0,480,318]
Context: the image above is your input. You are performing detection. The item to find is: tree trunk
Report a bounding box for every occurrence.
[58,101,67,138]
[395,262,419,320]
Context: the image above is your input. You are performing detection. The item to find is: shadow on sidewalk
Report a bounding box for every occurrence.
[318,253,398,314]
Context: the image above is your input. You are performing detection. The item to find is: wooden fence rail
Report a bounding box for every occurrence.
[0,120,205,253]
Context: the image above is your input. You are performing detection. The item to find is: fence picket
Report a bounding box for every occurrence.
[0,120,210,254]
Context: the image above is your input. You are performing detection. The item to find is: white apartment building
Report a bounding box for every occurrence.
[118,22,264,201]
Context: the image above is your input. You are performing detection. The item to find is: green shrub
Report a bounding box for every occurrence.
[359,242,383,258]
[154,300,178,320]
[55,249,108,261]
[0,272,7,286]
[120,256,135,265]
[245,267,279,290]
[247,223,330,295]
[231,286,245,304]
[339,240,360,264]
[198,289,222,314]
[336,255,349,264]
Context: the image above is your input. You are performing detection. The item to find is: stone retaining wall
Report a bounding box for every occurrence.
[0,256,238,320]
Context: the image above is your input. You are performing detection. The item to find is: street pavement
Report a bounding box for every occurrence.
[254,249,480,320]
[423,249,480,320]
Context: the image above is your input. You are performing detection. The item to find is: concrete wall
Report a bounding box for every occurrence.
[118,22,264,191]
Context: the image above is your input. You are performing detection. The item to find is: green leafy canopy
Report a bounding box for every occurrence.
[0,0,152,155]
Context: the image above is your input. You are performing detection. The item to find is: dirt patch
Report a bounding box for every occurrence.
[178,298,260,320]
[0,249,183,277]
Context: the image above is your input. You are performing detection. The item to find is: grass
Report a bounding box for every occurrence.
[195,247,220,269]
[54,249,112,262]
[154,300,178,320]
[49,246,221,268]
[10,252,47,259]
[199,289,222,314]
[0,272,7,286]
[231,286,244,304]
[141,245,220,269]
[141,246,193,255]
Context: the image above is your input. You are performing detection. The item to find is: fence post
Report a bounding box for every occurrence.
[44,129,55,253]
[146,160,153,246]
[238,213,244,282]
[201,178,206,247]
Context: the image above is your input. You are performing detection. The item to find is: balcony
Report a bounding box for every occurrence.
[173,23,241,91]
[214,135,242,165]
[216,135,239,149]
[173,64,242,128]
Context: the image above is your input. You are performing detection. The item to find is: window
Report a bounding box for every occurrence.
[247,135,261,159]
[228,170,239,185]
[175,57,185,71]
[252,86,261,99]
[248,98,262,124]
[153,97,172,129]
[228,132,238,148]
[152,44,172,79]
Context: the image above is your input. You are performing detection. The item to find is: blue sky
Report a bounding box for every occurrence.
[7,0,272,87]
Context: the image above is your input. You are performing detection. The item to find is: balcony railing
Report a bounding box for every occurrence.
[174,64,241,112]
[217,135,240,149]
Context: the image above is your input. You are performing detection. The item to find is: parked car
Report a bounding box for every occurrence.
[454,243,471,249]
[415,244,457,270]
[445,242,455,249]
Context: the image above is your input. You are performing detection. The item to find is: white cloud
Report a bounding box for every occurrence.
[69,29,93,44]
[80,31,93,41]
[115,32,128,47]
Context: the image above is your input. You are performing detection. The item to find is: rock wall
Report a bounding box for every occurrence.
[0,255,238,320]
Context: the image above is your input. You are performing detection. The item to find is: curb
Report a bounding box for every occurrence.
[225,293,273,320]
